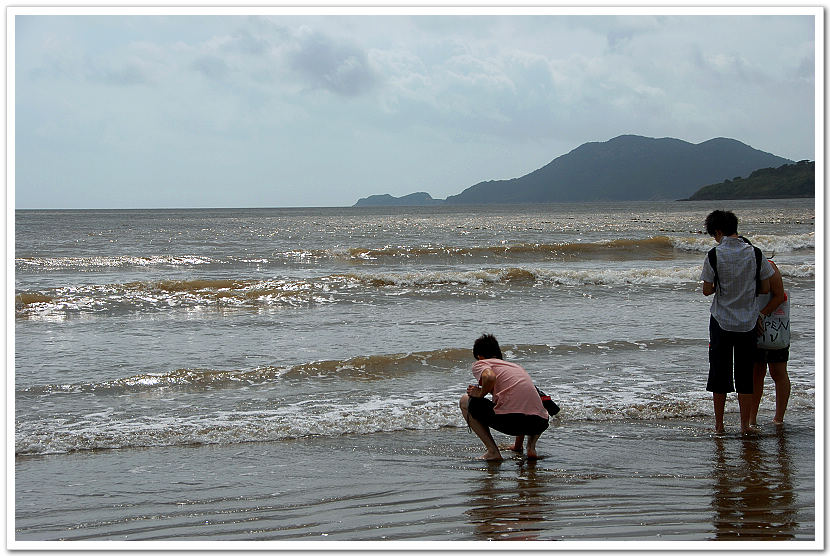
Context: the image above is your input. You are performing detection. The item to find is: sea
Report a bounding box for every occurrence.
[12,199,819,546]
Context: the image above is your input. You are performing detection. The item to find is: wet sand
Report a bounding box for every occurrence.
[14,412,817,547]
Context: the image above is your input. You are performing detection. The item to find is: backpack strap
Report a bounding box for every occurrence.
[740,236,762,296]
[708,247,719,291]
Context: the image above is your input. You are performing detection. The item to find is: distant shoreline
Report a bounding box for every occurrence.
[14,197,817,212]
[12,197,817,212]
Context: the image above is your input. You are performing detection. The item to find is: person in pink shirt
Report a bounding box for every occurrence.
[459,334,549,461]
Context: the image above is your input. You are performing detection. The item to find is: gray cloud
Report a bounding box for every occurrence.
[287,27,379,96]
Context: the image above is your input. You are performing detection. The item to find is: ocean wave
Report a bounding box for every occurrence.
[345,236,681,261]
[18,347,471,396]
[14,386,815,456]
[15,233,813,275]
[15,254,221,270]
[669,232,815,254]
[15,260,815,318]
[17,233,814,270]
[14,340,814,456]
[14,277,342,318]
[14,398,464,456]
[17,340,700,396]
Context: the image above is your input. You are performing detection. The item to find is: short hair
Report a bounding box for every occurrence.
[473,333,503,360]
[705,210,739,237]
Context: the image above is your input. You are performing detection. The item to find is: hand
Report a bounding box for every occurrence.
[467,384,483,397]
[756,314,766,336]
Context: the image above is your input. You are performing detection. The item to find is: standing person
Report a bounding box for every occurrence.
[700,210,774,434]
[750,259,791,426]
[459,334,549,461]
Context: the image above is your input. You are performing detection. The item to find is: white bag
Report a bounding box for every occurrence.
[758,292,790,350]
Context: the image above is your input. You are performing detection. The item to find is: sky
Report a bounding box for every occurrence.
[12,7,820,209]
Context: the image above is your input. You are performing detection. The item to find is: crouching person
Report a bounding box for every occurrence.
[459,334,549,461]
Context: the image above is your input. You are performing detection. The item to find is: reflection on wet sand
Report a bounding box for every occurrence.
[466,459,551,541]
[711,429,797,540]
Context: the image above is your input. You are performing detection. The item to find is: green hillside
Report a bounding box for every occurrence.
[685,160,814,200]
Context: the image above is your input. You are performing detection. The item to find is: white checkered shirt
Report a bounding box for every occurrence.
[700,236,775,332]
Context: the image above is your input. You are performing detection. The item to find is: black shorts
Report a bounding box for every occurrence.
[756,347,790,363]
[467,396,549,436]
[707,316,756,395]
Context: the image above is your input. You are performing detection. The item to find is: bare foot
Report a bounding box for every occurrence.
[508,443,523,453]
[773,418,785,425]
[481,450,503,461]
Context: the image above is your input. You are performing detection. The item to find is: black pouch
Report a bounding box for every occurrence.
[536,386,560,416]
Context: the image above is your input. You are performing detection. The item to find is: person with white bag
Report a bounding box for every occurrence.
[750,259,791,426]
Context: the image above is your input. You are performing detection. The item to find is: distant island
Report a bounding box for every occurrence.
[684,160,814,200]
[354,134,801,207]
[352,192,443,207]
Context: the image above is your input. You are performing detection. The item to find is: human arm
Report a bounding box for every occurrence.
[757,257,775,296]
[467,367,496,398]
[758,278,771,296]
[760,262,786,316]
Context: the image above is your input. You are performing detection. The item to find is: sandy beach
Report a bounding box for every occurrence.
[15,410,817,547]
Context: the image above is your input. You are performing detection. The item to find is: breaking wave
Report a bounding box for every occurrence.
[17,339,705,397]
[14,338,815,457]
[16,233,814,273]
[18,347,474,395]
[15,261,814,318]
[669,232,815,254]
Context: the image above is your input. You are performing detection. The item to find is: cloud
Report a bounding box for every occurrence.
[286,25,379,96]
[13,12,817,209]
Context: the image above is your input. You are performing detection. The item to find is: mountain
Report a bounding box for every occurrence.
[444,135,792,204]
[354,192,442,207]
[685,160,815,200]
[352,135,794,206]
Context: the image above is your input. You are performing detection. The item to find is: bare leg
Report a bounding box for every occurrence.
[768,362,791,424]
[713,392,726,433]
[526,434,541,459]
[510,435,525,452]
[750,361,767,426]
[738,393,755,434]
[459,394,502,460]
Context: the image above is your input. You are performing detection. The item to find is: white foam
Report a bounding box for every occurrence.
[670,232,815,254]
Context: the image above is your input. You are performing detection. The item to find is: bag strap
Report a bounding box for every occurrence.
[741,236,762,296]
[708,247,719,291]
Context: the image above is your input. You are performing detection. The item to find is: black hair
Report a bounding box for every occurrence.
[705,210,739,237]
[473,333,503,360]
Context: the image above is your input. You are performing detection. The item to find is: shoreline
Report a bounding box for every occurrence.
[14,414,817,546]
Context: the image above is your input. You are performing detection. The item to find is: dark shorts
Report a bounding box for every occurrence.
[756,346,790,364]
[707,316,756,395]
[467,396,549,436]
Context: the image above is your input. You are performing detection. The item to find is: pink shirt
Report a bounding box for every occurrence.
[472,359,549,420]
